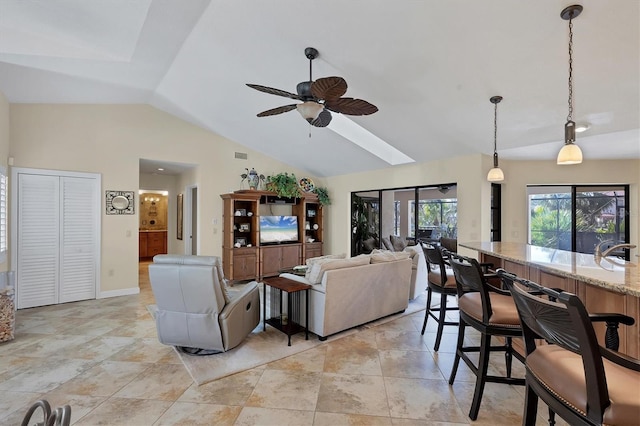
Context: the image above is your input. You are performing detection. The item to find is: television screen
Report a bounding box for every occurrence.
[259,215,299,244]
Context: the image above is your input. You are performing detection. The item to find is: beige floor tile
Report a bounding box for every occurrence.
[391,419,469,425]
[450,381,528,425]
[0,357,96,393]
[378,349,444,380]
[246,369,322,411]
[113,363,193,400]
[154,401,242,425]
[74,397,173,426]
[0,390,43,424]
[57,335,137,362]
[374,330,429,351]
[323,333,382,376]
[179,368,264,406]
[35,392,108,425]
[314,411,392,425]
[267,345,328,373]
[235,406,315,426]
[316,373,389,417]
[53,360,151,397]
[384,377,468,423]
[105,337,174,363]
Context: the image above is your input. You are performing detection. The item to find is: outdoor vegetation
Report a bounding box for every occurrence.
[529,189,626,253]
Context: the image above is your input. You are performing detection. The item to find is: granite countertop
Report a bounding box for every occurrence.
[460,241,640,297]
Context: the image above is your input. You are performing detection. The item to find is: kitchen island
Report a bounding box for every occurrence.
[460,241,639,357]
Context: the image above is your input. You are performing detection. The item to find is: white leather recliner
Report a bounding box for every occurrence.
[148,254,260,353]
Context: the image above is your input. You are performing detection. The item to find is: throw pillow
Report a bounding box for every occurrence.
[381,237,393,251]
[370,251,411,263]
[390,235,407,251]
[306,255,370,284]
[362,237,377,253]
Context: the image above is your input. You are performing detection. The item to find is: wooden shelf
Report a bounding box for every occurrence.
[221,190,325,282]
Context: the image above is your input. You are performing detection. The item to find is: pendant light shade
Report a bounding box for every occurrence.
[487,95,504,182]
[557,5,583,165]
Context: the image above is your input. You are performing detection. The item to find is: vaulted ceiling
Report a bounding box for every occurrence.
[1,0,638,177]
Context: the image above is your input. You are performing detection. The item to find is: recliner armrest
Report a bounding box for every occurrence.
[219,281,259,321]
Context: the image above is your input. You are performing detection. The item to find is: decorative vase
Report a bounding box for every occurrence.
[247,168,260,190]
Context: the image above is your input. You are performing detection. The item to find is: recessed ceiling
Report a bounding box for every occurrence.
[1,0,638,177]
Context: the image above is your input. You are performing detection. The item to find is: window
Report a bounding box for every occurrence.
[410,198,457,239]
[528,185,629,259]
[393,200,400,236]
[0,166,6,262]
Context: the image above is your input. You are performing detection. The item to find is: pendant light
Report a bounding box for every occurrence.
[557,4,583,165]
[487,95,504,182]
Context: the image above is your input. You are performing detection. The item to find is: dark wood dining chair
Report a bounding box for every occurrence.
[447,252,525,421]
[419,241,458,351]
[499,270,639,426]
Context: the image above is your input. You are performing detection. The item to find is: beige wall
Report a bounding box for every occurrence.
[325,155,639,260]
[9,104,319,295]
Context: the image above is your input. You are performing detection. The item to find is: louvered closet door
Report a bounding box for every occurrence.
[16,172,98,309]
[17,174,60,308]
[60,176,97,303]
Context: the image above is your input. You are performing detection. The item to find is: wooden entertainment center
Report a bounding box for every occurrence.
[220,190,324,282]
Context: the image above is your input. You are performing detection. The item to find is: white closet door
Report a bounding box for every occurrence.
[17,174,60,308]
[59,176,97,303]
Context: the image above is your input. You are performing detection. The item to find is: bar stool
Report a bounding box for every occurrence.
[447,252,525,421]
[419,241,458,351]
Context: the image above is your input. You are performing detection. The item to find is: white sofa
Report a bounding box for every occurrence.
[280,253,412,340]
[404,245,427,300]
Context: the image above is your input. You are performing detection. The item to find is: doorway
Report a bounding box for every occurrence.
[184,185,198,255]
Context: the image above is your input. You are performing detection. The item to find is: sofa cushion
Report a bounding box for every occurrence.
[305,253,346,266]
[306,255,371,284]
[390,235,407,251]
[370,251,411,263]
[305,253,347,281]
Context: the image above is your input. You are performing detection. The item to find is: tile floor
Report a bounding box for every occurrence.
[0,262,563,425]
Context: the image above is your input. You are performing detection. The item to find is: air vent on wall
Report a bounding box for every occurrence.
[234,152,248,160]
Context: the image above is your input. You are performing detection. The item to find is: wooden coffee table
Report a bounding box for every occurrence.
[262,276,311,346]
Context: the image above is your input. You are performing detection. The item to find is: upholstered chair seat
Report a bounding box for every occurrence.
[527,345,640,425]
[457,292,520,327]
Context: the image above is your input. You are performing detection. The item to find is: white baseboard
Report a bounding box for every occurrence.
[99,287,140,299]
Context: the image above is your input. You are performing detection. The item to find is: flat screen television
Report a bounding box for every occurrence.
[259,215,299,244]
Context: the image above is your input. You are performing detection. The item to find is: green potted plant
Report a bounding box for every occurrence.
[265,172,301,198]
[313,186,331,205]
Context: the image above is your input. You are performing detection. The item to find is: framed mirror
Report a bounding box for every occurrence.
[106,190,135,215]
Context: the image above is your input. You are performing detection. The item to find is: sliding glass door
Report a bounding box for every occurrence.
[527,185,630,259]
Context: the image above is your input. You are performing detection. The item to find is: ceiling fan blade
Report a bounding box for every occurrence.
[256,104,298,117]
[311,109,332,127]
[246,84,302,100]
[325,97,378,115]
[311,76,347,101]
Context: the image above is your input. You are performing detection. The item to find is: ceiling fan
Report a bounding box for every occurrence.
[246,47,378,128]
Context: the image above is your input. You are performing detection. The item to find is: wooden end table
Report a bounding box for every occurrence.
[263,276,311,346]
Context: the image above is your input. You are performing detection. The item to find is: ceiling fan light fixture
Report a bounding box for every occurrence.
[557,4,584,165]
[296,101,324,123]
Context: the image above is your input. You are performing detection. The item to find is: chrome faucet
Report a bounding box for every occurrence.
[595,240,637,258]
